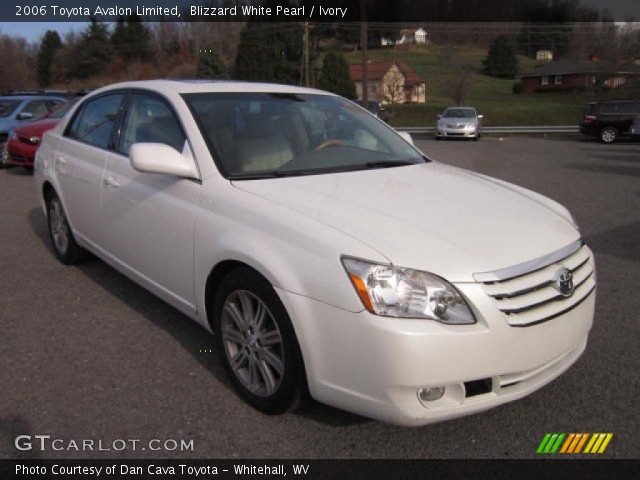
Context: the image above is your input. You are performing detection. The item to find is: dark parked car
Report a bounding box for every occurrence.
[579,100,640,143]
[354,100,389,123]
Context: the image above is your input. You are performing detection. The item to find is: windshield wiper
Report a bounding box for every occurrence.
[230,160,423,180]
[364,160,419,169]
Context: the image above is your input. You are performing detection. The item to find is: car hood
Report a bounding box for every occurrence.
[232,162,580,282]
[15,118,59,136]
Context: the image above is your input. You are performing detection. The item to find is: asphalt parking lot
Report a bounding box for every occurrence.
[1,136,638,459]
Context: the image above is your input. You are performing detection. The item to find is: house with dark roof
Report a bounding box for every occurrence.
[519,58,640,93]
[348,61,427,104]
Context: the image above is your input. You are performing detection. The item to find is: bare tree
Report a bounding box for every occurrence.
[382,67,405,112]
[0,33,38,91]
[444,66,474,106]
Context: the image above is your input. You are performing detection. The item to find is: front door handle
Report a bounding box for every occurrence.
[56,155,67,165]
[104,176,120,188]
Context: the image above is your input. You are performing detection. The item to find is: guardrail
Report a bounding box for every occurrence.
[396,125,580,134]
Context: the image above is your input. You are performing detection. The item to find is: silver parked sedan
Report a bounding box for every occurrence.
[436,107,483,140]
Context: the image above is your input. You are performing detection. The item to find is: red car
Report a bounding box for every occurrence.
[7,100,76,169]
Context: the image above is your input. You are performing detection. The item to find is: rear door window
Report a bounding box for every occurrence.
[67,93,125,149]
[600,103,619,114]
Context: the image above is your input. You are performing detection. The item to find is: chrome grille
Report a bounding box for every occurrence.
[475,242,596,327]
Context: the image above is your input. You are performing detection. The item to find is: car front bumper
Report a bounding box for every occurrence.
[436,127,479,138]
[276,277,594,426]
[7,138,36,167]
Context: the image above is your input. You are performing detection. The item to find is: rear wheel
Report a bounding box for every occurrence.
[46,191,90,265]
[0,142,9,169]
[600,126,617,144]
[212,268,307,414]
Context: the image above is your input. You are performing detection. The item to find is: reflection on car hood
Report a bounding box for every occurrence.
[233,162,579,281]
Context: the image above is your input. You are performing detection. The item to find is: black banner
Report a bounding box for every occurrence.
[1,459,639,480]
[4,0,640,23]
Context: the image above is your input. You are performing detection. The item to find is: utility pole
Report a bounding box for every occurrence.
[360,0,368,105]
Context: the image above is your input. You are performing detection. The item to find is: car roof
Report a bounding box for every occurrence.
[0,95,66,101]
[596,99,639,104]
[89,80,335,97]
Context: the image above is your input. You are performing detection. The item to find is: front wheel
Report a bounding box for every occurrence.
[600,126,617,144]
[212,268,307,414]
[46,191,90,265]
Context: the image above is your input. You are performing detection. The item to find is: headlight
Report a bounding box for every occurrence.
[28,136,40,145]
[342,257,476,324]
[465,123,476,130]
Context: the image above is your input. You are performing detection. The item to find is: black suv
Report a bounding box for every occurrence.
[580,100,640,143]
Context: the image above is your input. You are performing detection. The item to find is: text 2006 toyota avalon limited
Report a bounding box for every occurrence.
[34,81,595,426]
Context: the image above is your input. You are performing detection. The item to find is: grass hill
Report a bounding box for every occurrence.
[344,44,598,127]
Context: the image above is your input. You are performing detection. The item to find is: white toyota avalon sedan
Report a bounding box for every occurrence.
[34,80,595,426]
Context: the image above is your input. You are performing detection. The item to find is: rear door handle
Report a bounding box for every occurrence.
[104,176,120,188]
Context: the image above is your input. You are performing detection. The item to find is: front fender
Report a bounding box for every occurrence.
[193,178,388,329]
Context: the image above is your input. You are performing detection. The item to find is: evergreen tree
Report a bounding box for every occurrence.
[515,0,578,58]
[483,35,519,79]
[36,30,62,87]
[74,19,112,79]
[234,20,303,84]
[196,48,227,79]
[111,14,152,63]
[316,52,356,99]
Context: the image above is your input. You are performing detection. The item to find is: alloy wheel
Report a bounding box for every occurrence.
[221,290,285,397]
[49,198,70,255]
[601,128,616,143]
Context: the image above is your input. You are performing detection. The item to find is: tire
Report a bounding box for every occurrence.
[0,142,9,169]
[46,191,91,265]
[435,136,441,141]
[212,267,307,414]
[472,136,479,141]
[600,126,617,144]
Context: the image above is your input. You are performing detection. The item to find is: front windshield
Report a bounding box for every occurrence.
[0,100,20,118]
[184,93,424,179]
[443,108,476,119]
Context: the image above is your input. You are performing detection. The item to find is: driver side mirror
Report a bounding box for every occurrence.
[130,143,198,179]
[437,114,442,119]
[477,114,484,120]
[397,131,414,146]
[17,112,33,120]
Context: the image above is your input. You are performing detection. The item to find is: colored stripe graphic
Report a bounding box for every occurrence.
[537,433,613,454]
[536,433,552,453]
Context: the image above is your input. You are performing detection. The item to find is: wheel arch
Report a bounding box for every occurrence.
[203,258,311,402]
